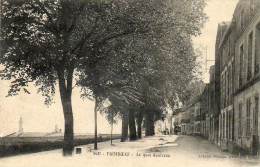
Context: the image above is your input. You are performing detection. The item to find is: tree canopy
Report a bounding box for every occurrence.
[0,0,207,153]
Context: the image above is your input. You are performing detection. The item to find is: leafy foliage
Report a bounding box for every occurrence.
[0,0,207,145]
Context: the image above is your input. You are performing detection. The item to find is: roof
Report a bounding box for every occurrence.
[216,22,231,49]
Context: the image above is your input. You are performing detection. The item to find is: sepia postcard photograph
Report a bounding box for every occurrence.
[0,0,260,167]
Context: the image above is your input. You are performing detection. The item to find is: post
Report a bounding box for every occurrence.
[111,111,114,145]
[94,99,98,150]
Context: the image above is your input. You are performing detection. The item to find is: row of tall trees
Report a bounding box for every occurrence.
[0,0,207,155]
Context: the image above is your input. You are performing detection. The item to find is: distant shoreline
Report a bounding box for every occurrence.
[0,134,121,158]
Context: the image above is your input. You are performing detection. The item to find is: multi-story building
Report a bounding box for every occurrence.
[193,100,201,136]
[200,84,209,138]
[172,108,192,135]
[216,20,236,151]
[172,1,260,155]
[173,95,208,137]
[173,2,260,150]
[232,0,260,155]
[215,0,260,154]
[207,65,219,144]
[180,110,192,135]
[215,22,231,148]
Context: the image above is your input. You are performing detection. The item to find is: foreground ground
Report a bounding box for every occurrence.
[0,135,259,167]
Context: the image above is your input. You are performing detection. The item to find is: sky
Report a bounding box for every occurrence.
[193,0,239,83]
[0,0,239,136]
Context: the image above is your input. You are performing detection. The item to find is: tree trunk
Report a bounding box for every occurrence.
[137,111,143,139]
[145,110,155,136]
[121,110,129,142]
[63,104,74,155]
[129,109,137,141]
[94,98,98,150]
[58,68,74,156]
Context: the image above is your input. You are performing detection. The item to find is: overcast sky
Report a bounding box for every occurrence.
[193,0,239,82]
[0,0,239,136]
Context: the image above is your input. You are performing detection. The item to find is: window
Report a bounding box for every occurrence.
[223,73,226,108]
[227,111,230,139]
[232,110,234,140]
[225,71,228,107]
[229,111,233,139]
[248,32,253,80]
[253,96,259,135]
[238,103,242,137]
[255,23,260,74]
[222,49,225,69]
[239,45,244,87]
[221,75,224,108]
[224,72,227,107]
[240,10,245,29]
[223,113,225,139]
[230,64,233,102]
[228,38,231,58]
[228,67,231,105]
[232,61,234,100]
[246,98,251,136]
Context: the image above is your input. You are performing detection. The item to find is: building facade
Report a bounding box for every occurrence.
[173,94,209,137]
[207,65,219,144]
[217,21,236,151]
[232,0,260,154]
[216,0,260,154]
[200,84,209,138]
[172,0,260,155]
[173,0,260,155]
